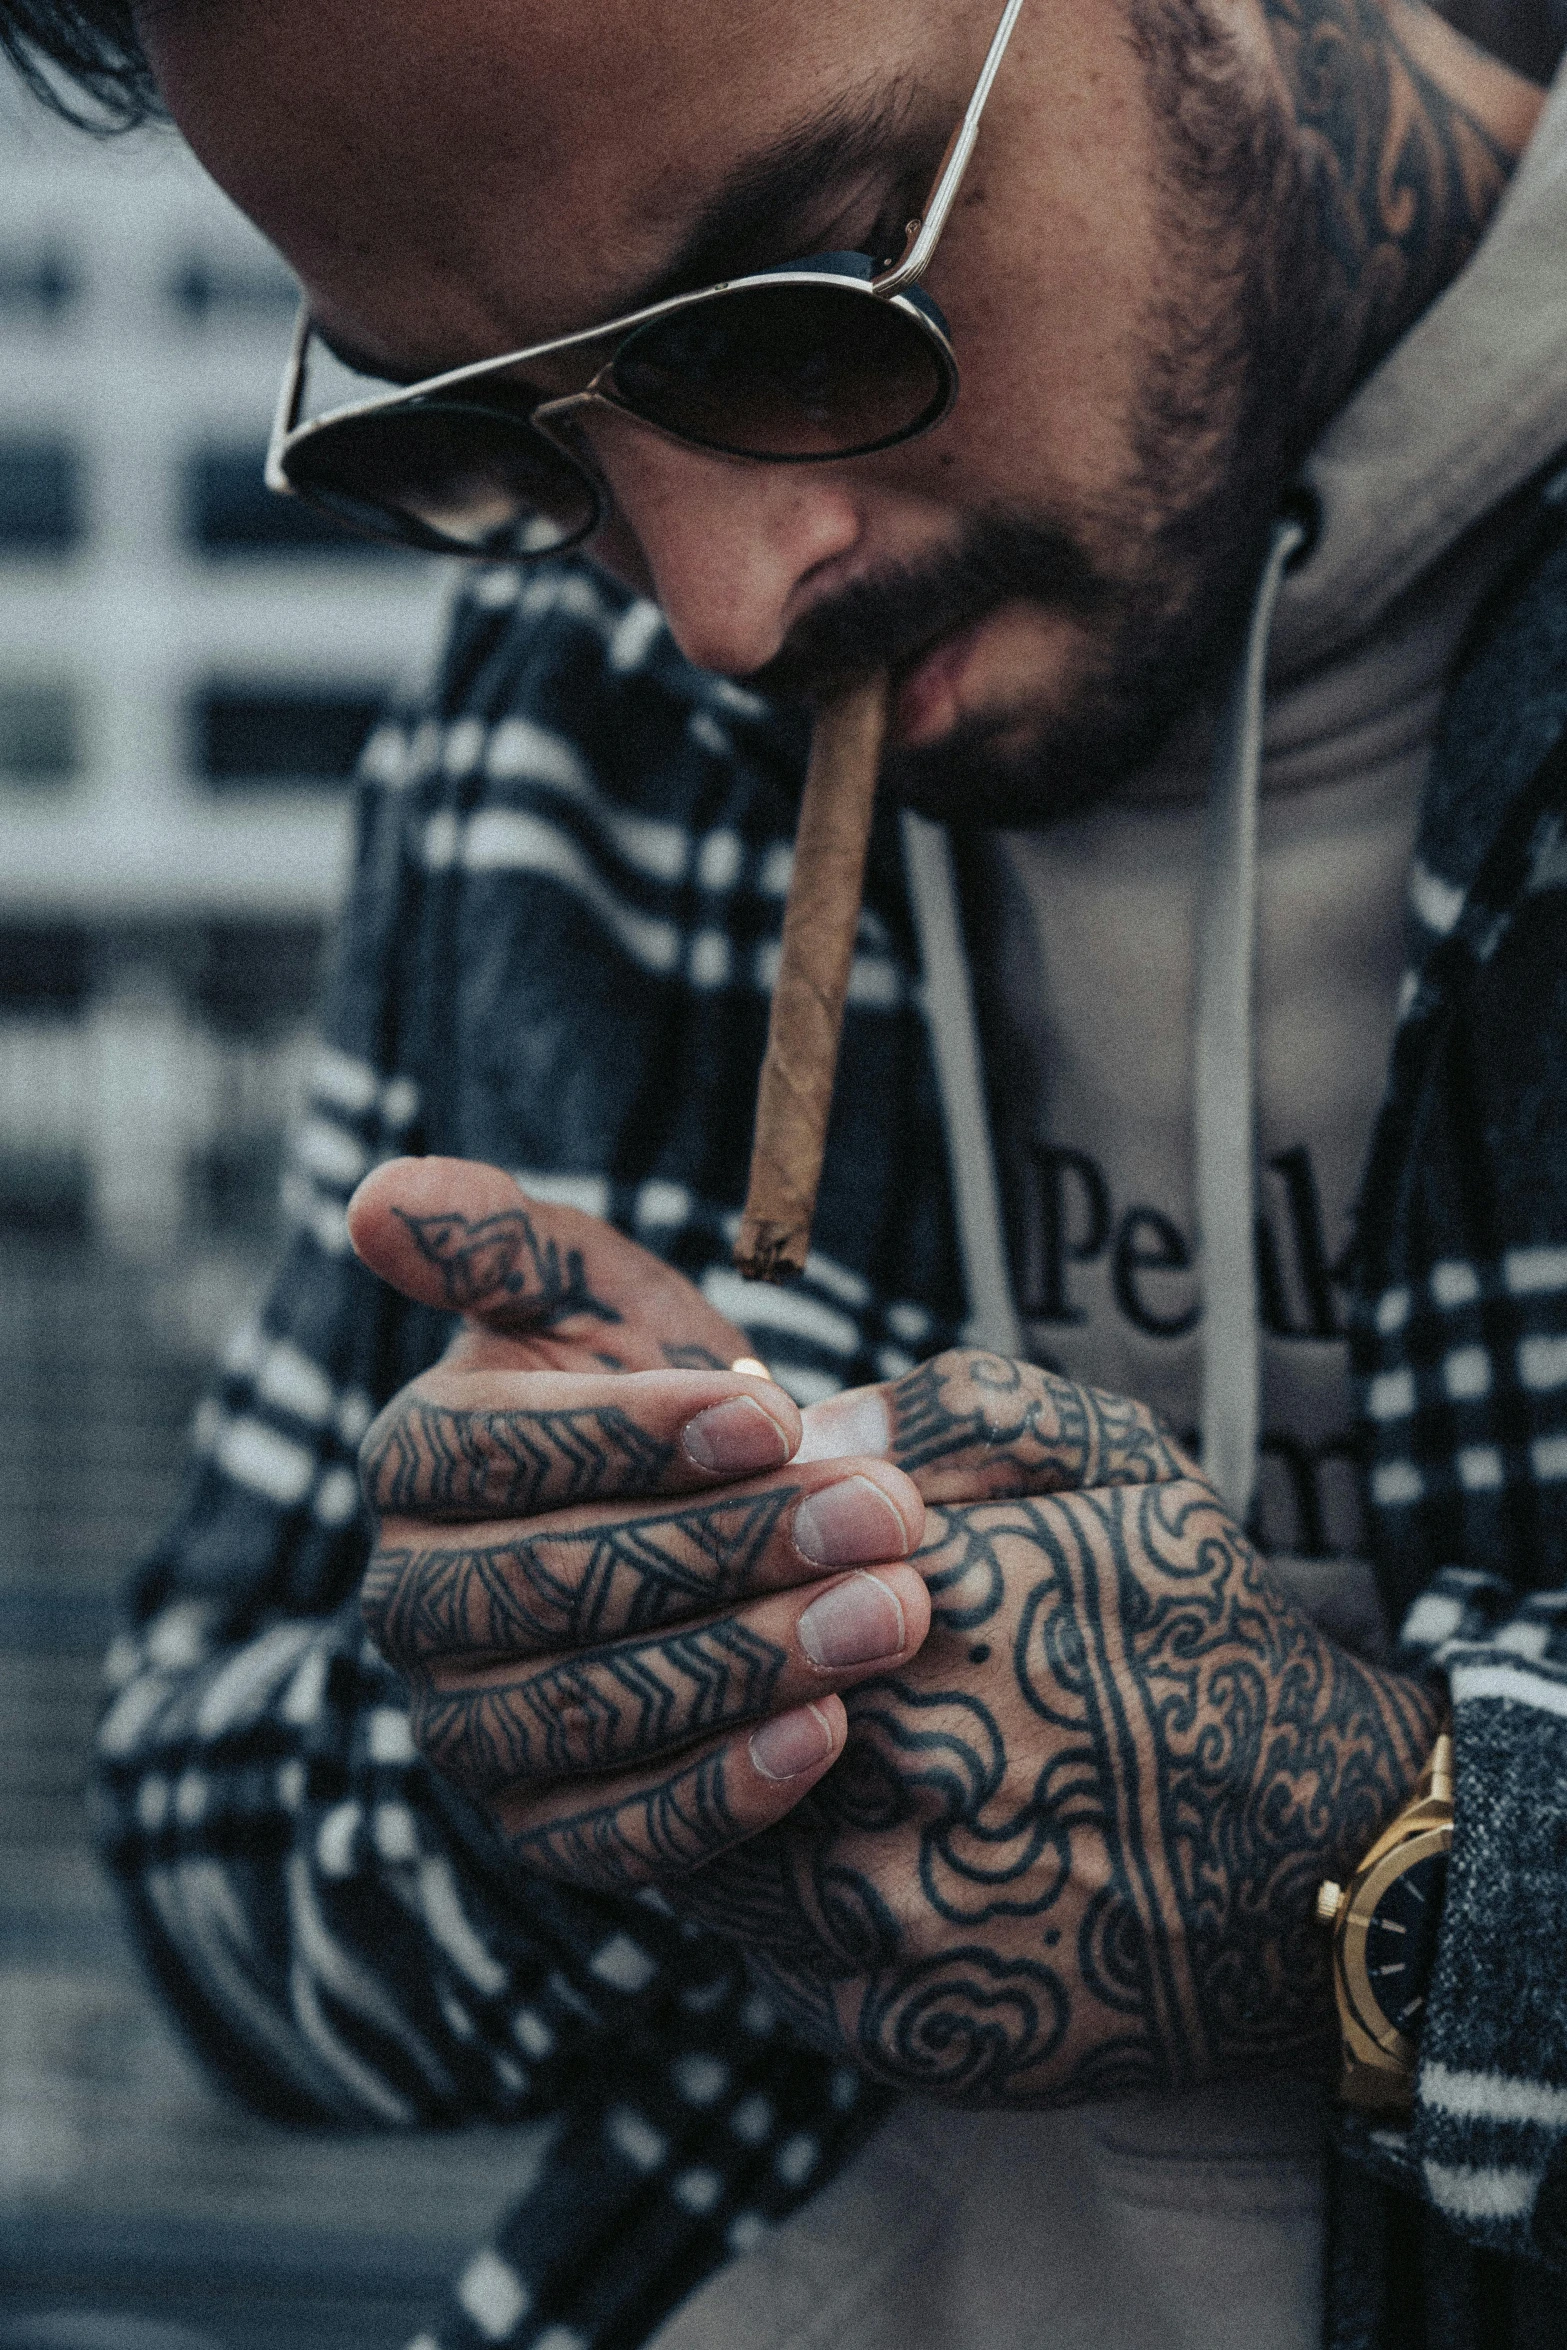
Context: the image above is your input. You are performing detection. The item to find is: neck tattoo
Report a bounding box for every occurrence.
[1264,0,1522,394]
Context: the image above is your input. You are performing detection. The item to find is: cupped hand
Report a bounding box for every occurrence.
[348,1157,935,1871]
[348,1162,1438,2109]
[347,1158,1216,1898]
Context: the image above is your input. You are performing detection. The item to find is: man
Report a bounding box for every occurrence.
[7,0,1567,2344]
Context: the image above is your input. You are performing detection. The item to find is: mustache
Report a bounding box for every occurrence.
[745,512,1116,705]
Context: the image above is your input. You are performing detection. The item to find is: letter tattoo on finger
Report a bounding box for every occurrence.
[395,1206,620,1333]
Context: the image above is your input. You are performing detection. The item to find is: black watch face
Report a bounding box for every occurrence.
[1365,1850,1449,2036]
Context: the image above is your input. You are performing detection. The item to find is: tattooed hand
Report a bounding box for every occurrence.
[350,1155,936,1854]
[685,1350,1441,2103]
[351,1160,1439,2105]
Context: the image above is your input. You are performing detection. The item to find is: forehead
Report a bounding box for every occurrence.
[142,0,954,371]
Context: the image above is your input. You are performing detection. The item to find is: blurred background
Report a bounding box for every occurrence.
[0,83,547,2350]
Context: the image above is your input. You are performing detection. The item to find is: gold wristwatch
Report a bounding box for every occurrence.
[1315,1724,1454,2113]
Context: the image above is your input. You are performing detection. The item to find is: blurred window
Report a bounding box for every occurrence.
[0,922,92,1234]
[191,916,322,1033]
[0,680,80,781]
[0,439,85,552]
[166,253,301,322]
[0,921,90,1009]
[0,245,80,319]
[192,682,385,785]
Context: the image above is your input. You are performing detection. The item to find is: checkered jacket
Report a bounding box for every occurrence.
[94,479,1567,2350]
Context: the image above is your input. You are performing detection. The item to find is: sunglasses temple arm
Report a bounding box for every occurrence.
[874,0,1025,296]
[265,298,313,493]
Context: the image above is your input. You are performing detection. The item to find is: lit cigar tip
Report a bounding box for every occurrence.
[734,1222,809,1285]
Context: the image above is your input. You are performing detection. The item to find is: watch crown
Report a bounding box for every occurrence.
[1316,1881,1343,1927]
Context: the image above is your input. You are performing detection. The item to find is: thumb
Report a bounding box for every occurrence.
[346,1155,752,1373]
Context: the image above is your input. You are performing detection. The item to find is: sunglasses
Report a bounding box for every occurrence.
[265,0,1025,560]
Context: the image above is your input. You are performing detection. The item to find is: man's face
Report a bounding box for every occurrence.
[143,0,1319,823]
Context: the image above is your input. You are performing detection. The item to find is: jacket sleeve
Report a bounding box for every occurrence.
[86,589,870,2167]
[1328,511,1567,2288]
[1324,1568,1567,2275]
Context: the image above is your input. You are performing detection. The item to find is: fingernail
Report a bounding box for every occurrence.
[683,1394,790,1474]
[750,1702,835,1781]
[793,1474,909,1567]
[797,1572,906,1669]
[795,1388,891,1463]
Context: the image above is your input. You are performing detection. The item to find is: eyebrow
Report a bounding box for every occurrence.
[628,76,923,306]
[315,76,926,387]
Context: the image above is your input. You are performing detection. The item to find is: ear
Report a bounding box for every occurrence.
[347,1156,752,1374]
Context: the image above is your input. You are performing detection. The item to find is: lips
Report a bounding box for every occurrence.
[890,616,988,748]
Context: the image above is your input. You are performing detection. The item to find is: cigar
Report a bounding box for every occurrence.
[735,674,890,1283]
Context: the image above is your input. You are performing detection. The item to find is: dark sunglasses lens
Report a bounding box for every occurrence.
[283,400,597,555]
[609,280,949,459]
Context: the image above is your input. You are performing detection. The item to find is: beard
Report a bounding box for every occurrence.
[747,3,1333,829]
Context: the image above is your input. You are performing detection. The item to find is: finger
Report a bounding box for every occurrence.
[364,1457,924,1665]
[489,1697,850,1891]
[359,1365,803,1522]
[347,1156,750,1371]
[795,1349,1194,1501]
[409,1562,930,1796]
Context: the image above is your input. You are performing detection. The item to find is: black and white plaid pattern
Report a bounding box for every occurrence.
[1359,1231,1567,1579]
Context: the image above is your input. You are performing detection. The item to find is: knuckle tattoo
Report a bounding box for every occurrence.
[360,1393,677,1519]
[890,1352,1186,1496]
[507,1747,743,1890]
[408,1617,788,1794]
[395,1204,621,1333]
[358,1485,800,1665]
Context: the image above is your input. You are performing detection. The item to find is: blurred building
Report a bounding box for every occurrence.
[0,93,529,2349]
[0,90,452,1264]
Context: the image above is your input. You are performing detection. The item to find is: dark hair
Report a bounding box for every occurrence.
[4,0,1566,140]
[0,1,163,132]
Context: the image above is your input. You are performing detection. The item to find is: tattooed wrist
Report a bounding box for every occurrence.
[832,1488,1433,2099]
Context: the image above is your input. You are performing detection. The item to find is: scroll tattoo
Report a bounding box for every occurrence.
[1262,0,1516,379]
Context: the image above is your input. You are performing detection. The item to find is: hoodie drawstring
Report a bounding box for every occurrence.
[906,510,1305,1520]
[1194,513,1305,1519]
[902,809,1027,1359]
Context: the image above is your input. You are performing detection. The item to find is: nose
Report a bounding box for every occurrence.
[579,409,865,677]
